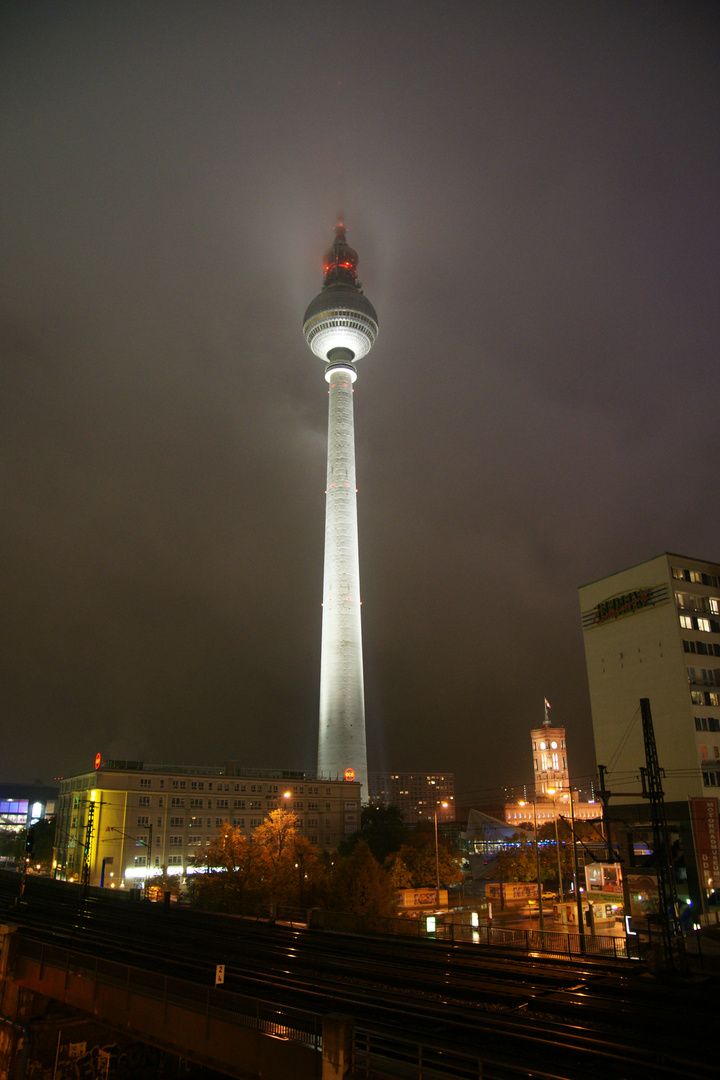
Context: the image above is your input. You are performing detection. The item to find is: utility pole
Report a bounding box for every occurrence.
[596,765,620,862]
[81,799,96,894]
[639,698,688,974]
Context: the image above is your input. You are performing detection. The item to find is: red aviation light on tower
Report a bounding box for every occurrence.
[322,222,360,288]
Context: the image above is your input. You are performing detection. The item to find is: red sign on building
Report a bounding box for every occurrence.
[690,797,720,890]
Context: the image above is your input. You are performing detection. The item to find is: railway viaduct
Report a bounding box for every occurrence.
[0,923,352,1080]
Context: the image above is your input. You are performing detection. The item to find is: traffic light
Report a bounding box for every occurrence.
[25,826,35,858]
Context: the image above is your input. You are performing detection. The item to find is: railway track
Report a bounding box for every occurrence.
[2,876,715,1079]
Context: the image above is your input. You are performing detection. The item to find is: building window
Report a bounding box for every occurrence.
[168,855,182,865]
[169,817,184,827]
[698,618,712,633]
[188,836,202,846]
[190,798,203,808]
[216,799,228,809]
[137,816,149,827]
[171,798,185,808]
[139,796,150,807]
[169,836,183,846]
[215,817,224,827]
[140,779,152,788]
[680,615,693,629]
[234,800,245,809]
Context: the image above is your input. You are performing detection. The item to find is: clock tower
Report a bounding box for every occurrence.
[531,719,569,799]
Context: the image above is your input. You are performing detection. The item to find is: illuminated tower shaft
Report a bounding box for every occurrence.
[303,223,378,800]
[319,365,366,793]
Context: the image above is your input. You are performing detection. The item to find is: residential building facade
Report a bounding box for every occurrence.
[368,772,455,823]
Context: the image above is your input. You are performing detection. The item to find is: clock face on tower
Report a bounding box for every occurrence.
[551,741,558,749]
[539,742,546,750]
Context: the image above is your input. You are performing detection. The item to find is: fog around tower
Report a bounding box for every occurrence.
[1,2,718,806]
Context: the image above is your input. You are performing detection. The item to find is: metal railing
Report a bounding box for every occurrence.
[309,909,641,961]
[354,1027,482,1080]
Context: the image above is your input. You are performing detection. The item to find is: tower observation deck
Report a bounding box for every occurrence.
[303,223,378,801]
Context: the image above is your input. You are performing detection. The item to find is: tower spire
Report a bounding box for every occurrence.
[322,221,360,288]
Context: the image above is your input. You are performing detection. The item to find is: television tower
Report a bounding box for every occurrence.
[303,223,378,800]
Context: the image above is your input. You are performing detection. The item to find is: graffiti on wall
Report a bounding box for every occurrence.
[55,1039,177,1080]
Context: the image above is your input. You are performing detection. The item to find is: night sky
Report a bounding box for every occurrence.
[2,2,718,807]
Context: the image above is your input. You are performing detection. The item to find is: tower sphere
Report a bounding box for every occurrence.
[303,223,378,367]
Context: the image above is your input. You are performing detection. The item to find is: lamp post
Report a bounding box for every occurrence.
[434,802,449,908]
[547,789,564,902]
[519,799,545,932]
[568,787,585,946]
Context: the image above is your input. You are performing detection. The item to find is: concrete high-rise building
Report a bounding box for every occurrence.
[368,772,456,824]
[579,552,720,803]
[303,224,378,800]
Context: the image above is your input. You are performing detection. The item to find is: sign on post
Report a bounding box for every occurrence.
[215,964,225,986]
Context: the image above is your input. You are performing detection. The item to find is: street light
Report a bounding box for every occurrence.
[568,786,586,946]
[434,802,449,908]
[519,799,545,932]
[546,788,565,902]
